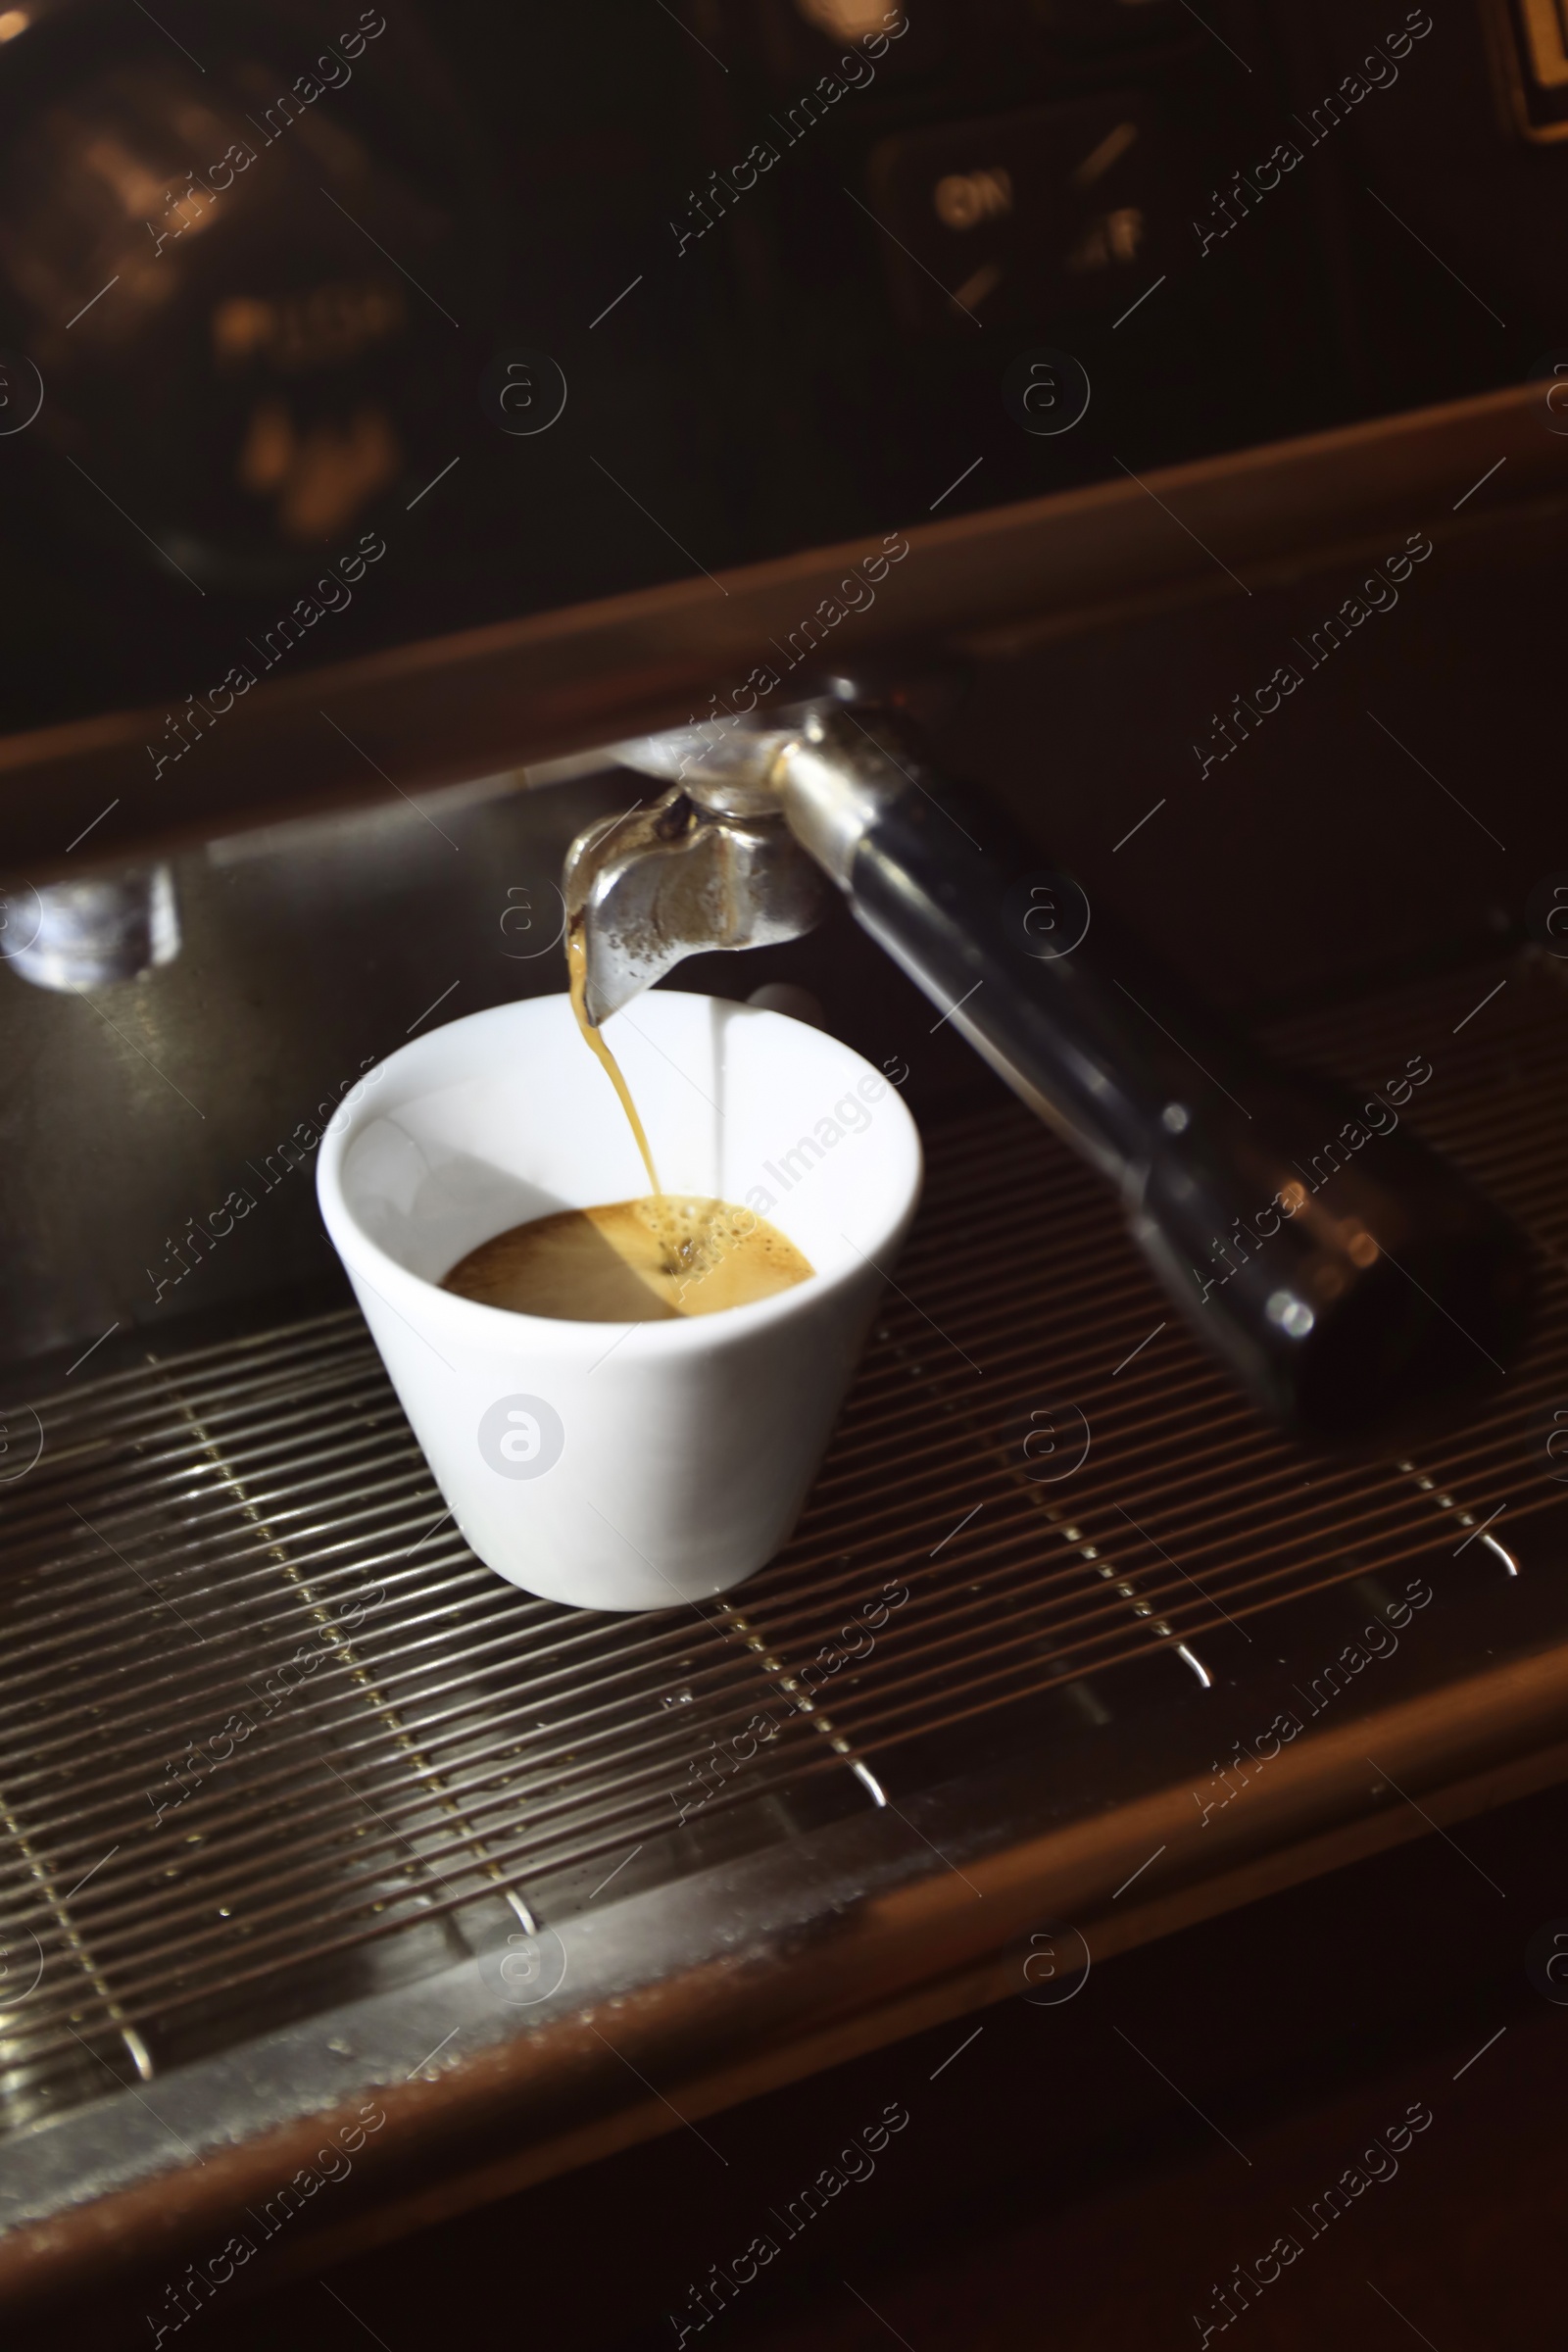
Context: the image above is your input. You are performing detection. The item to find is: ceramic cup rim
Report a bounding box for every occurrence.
[316,991,924,1363]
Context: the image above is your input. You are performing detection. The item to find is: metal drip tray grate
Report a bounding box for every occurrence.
[1,954,1565,2132]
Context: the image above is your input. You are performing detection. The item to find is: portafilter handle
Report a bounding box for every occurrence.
[567,705,1531,1436]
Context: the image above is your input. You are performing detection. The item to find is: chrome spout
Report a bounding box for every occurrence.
[564,704,904,1026]
[563,772,831,1028]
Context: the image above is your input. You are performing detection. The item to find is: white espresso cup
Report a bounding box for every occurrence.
[316,992,922,1611]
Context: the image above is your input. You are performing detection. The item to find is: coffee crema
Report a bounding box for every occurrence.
[442,1197,813,1323]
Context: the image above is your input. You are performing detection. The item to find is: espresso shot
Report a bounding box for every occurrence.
[442,1196,813,1321]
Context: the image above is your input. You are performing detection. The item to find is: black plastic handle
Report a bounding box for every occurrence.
[844,759,1530,1437]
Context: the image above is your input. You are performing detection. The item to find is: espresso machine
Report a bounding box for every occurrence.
[1,1,1567,2343]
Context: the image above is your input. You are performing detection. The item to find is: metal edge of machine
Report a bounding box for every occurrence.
[1,1548,1564,2326]
[0,381,1560,884]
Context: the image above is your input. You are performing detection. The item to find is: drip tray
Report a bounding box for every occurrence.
[1,953,1566,2155]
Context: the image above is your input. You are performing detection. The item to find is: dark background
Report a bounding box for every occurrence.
[0,0,1558,738]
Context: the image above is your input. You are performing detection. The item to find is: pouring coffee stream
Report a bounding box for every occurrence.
[442,933,811,1319]
[546,907,813,1314]
[564,702,1531,1436]
[566,926,663,1200]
